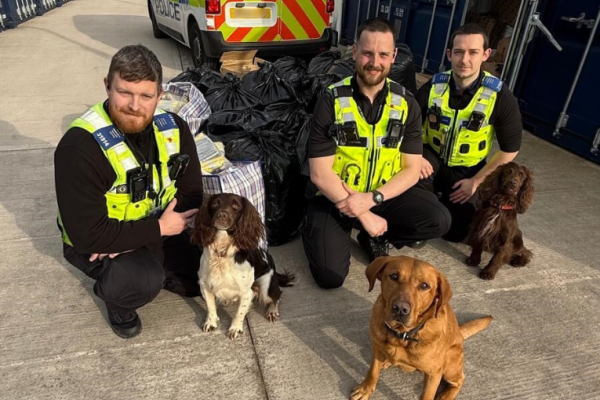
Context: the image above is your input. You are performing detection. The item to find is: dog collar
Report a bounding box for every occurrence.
[489,201,514,210]
[384,320,425,342]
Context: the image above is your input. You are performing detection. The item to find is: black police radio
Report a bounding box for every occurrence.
[127,167,148,203]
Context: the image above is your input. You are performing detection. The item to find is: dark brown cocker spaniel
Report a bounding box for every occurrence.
[466,162,535,280]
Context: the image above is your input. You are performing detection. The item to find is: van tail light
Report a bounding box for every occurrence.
[206,0,221,14]
[326,0,334,13]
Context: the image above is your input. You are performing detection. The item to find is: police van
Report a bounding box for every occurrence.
[148,0,338,69]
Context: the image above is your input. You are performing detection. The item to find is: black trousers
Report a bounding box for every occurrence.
[63,232,201,313]
[419,147,486,243]
[301,186,451,289]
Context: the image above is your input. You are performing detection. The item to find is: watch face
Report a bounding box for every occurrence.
[374,191,383,204]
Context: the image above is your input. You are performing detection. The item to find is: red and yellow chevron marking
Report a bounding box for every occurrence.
[210,0,330,43]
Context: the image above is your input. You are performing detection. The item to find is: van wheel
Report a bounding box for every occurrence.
[149,2,167,39]
[190,21,219,70]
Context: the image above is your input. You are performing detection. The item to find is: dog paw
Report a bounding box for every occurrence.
[466,256,480,267]
[350,385,374,400]
[227,327,243,340]
[479,270,496,280]
[202,318,219,333]
[266,311,280,323]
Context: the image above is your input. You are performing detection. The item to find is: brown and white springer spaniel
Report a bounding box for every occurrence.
[466,162,535,280]
[191,193,295,339]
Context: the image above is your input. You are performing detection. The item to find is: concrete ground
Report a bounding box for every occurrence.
[1,1,600,399]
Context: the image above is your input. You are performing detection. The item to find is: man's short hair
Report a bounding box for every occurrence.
[107,44,163,92]
[448,23,490,50]
[356,17,396,42]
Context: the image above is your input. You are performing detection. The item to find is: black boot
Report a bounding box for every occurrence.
[407,240,428,249]
[106,305,142,339]
[357,231,389,262]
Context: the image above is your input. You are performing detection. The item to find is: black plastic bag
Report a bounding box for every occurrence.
[390,44,418,94]
[263,99,304,125]
[204,73,260,112]
[307,50,342,76]
[246,63,296,106]
[169,66,224,94]
[273,56,308,83]
[294,111,312,169]
[328,58,355,78]
[204,107,283,143]
[306,73,343,113]
[225,130,303,246]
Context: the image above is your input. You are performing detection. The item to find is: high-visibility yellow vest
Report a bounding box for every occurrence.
[423,71,502,167]
[329,77,409,192]
[59,102,181,246]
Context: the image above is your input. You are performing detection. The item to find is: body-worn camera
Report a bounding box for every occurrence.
[127,167,148,203]
[385,119,405,148]
[329,121,362,146]
[427,104,442,130]
[466,111,486,131]
[168,154,190,181]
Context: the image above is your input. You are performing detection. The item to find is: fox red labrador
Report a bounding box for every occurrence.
[351,256,492,400]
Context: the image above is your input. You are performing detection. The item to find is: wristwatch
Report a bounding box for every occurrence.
[372,190,384,205]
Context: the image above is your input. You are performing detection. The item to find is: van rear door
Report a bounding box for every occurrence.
[280,0,330,41]
[212,0,281,43]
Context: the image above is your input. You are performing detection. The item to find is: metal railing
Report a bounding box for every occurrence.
[0,0,74,32]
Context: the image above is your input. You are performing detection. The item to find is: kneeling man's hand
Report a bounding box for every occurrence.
[336,182,375,218]
[358,212,388,238]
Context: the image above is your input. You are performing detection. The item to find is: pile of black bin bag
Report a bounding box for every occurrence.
[169,46,417,246]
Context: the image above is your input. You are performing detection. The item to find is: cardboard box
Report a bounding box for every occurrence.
[416,73,432,89]
[219,50,266,77]
[494,37,511,63]
[483,61,502,78]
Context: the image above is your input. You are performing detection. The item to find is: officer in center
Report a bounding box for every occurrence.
[302,17,451,289]
[415,23,523,242]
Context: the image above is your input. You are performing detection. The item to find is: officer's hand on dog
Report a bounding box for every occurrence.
[336,182,375,218]
[450,178,478,204]
[420,157,434,180]
[159,198,199,236]
[358,212,388,237]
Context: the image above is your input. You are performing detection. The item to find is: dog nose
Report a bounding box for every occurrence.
[510,178,518,187]
[392,301,411,316]
[216,211,227,220]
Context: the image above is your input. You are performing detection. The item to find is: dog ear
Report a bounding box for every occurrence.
[435,271,453,318]
[190,195,216,248]
[479,165,504,203]
[517,166,534,214]
[366,257,390,292]
[233,197,265,250]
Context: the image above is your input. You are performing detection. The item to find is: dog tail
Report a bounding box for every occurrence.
[277,270,297,287]
[460,316,493,340]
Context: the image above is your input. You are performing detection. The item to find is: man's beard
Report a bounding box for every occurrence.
[108,102,153,134]
[356,64,390,87]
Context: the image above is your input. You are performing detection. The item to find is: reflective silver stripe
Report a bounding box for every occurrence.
[391,93,403,106]
[434,83,446,95]
[338,97,352,109]
[121,157,138,171]
[480,87,494,101]
[162,129,176,139]
[389,109,401,120]
[166,142,177,155]
[82,109,110,130]
[332,80,346,88]
[112,142,128,156]
[474,103,487,113]
[433,98,443,108]
[164,176,172,187]
[343,112,355,122]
